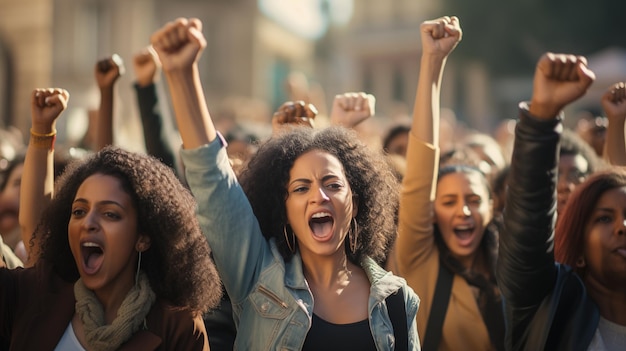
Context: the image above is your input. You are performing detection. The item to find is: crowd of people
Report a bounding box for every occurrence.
[0,14,625,351]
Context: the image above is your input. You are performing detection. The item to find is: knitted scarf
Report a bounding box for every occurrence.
[74,271,156,351]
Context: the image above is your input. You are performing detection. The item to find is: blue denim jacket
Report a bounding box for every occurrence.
[181,137,420,351]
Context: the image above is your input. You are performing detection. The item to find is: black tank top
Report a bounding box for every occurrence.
[302,313,377,351]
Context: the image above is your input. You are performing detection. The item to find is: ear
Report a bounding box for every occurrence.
[136,235,152,252]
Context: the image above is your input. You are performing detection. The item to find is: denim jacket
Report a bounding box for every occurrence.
[181,137,420,351]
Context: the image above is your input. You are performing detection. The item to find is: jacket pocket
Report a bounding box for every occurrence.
[250,285,291,319]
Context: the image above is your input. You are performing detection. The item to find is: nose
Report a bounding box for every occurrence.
[82,211,99,232]
[311,186,330,203]
[458,203,471,217]
[618,219,626,235]
[556,175,574,193]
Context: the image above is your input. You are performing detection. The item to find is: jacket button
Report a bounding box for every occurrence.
[261,302,270,312]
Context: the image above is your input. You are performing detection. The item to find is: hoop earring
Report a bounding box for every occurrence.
[349,218,358,254]
[283,225,296,253]
[135,250,142,286]
[576,256,586,268]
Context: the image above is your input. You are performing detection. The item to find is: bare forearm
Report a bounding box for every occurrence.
[605,116,626,165]
[19,145,54,266]
[95,87,114,149]
[412,55,446,145]
[165,66,216,149]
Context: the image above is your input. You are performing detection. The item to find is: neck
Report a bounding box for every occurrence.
[93,274,135,324]
[585,275,626,325]
[301,250,355,290]
[452,249,480,271]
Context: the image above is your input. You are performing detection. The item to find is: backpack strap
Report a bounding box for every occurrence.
[386,287,408,351]
[422,263,454,351]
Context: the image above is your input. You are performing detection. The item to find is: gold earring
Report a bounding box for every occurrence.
[283,225,296,253]
[576,257,586,268]
[349,218,358,254]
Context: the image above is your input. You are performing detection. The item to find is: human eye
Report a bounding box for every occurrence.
[326,182,343,191]
[468,196,482,205]
[71,208,86,217]
[441,199,455,207]
[595,215,612,224]
[292,185,308,193]
[566,170,588,184]
[103,211,121,220]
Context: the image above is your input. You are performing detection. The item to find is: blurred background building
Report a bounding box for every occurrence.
[0,0,624,150]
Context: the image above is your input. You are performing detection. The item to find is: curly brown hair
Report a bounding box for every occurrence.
[34,146,222,314]
[238,126,399,266]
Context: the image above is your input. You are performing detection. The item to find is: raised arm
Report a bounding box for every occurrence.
[151,18,215,148]
[329,92,375,129]
[412,16,461,144]
[19,88,69,266]
[271,100,317,135]
[93,54,124,150]
[497,53,594,348]
[601,82,626,166]
[151,18,269,302]
[393,16,461,272]
[132,47,180,174]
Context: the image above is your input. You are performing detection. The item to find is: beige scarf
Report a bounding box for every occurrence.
[74,271,156,351]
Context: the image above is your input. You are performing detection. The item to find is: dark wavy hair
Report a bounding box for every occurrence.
[560,128,605,174]
[34,146,222,314]
[238,126,399,266]
[555,168,626,273]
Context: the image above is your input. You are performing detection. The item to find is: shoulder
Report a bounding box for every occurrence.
[146,299,208,350]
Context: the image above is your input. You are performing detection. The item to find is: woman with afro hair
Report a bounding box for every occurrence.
[152,17,419,350]
[0,88,222,350]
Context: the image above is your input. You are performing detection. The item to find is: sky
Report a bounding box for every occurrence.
[259,0,354,39]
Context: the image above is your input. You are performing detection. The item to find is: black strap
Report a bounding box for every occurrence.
[422,263,454,351]
[386,287,408,351]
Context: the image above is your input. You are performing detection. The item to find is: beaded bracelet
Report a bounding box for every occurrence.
[30,128,57,150]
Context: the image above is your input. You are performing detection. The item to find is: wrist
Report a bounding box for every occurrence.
[528,99,562,120]
[31,122,56,135]
[29,128,57,150]
[135,78,155,88]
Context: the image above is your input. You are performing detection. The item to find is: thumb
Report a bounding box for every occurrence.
[576,60,596,88]
[187,20,206,48]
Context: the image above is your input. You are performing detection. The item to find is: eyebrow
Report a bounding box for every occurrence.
[288,174,340,187]
[73,198,126,210]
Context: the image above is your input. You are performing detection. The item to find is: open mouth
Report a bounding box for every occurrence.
[309,212,334,239]
[453,224,475,247]
[81,242,104,275]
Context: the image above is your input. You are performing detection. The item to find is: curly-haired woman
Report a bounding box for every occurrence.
[0,88,222,350]
[152,17,420,350]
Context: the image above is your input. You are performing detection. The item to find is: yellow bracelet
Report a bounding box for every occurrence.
[30,128,57,150]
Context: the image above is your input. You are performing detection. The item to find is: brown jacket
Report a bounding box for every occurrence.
[0,263,208,351]
[387,134,493,351]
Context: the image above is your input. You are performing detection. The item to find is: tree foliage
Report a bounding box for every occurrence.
[443,0,626,75]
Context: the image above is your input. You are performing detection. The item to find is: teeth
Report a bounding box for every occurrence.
[82,242,100,248]
[455,225,472,231]
[311,212,331,219]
